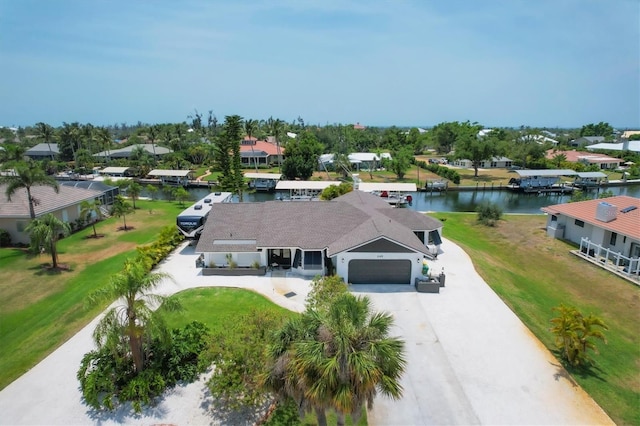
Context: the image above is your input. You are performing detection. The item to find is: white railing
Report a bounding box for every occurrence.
[578,238,640,284]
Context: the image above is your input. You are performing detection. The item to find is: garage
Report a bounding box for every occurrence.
[348,259,412,284]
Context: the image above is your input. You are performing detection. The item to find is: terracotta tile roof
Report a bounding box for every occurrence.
[196,191,442,256]
[545,149,621,164]
[240,140,284,156]
[541,196,640,239]
[0,184,102,219]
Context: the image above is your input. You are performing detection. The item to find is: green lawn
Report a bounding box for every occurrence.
[0,199,183,390]
[438,213,640,425]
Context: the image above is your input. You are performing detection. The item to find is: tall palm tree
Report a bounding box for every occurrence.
[35,122,56,160]
[265,293,406,426]
[267,117,285,172]
[244,118,259,172]
[94,126,112,164]
[88,258,179,373]
[24,213,71,269]
[80,199,103,238]
[1,161,59,219]
[126,181,142,209]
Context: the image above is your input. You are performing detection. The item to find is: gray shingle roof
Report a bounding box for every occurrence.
[0,184,102,218]
[25,143,59,156]
[196,191,442,256]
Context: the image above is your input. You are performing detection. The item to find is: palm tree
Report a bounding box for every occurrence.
[111,195,134,230]
[88,258,179,373]
[80,199,103,238]
[24,213,71,269]
[550,304,608,367]
[94,126,112,163]
[244,118,259,172]
[35,122,56,160]
[126,181,142,209]
[267,117,285,172]
[0,161,59,219]
[265,293,406,426]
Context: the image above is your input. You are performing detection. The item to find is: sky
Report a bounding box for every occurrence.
[0,0,638,129]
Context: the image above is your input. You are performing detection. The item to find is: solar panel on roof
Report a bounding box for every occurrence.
[620,206,637,213]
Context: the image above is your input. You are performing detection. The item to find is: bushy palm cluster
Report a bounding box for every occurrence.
[550,304,608,368]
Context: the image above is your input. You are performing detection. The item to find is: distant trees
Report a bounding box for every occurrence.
[25,213,71,269]
[579,122,613,137]
[385,147,413,179]
[0,161,59,219]
[35,122,56,160]
[281,131,323,180]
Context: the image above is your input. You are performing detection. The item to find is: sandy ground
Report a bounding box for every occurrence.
[0,239,614,425]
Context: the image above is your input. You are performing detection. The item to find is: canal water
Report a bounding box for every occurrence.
[151,185,640,214]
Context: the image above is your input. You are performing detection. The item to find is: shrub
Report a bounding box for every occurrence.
[550,304,608,368]
[0,229,11,247]
[476,201,502,226]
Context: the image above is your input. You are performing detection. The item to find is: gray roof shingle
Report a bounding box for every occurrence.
[0,184,102,218]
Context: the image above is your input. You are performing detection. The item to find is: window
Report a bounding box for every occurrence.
[610,232,617,246]
[551,215,557,222]
[303,251,322,269]
[490,161,497,168]
[574,219,584,228]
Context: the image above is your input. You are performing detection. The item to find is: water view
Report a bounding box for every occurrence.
[171,185,640,214]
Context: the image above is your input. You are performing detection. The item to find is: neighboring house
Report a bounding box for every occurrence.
[147,169,194,186]
[0,183,115,244]
[520,134,559,145]
[586,140,640,154]
[621,130,640,139]
[452,157,513,169]
[545,150,622,170]
[240,137,285,167]
[195,190,443,285]
[93,144,172,159]
[541,196,640,278]
[25,143,59,159]
[353,122,366,130]
[318,152,392,171]
[570,136,605,147]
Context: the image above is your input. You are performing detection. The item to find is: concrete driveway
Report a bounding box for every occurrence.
[0,239,613,425]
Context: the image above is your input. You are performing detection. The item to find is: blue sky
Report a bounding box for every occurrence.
[0,0,638,128]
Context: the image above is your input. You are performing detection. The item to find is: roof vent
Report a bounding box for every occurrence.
[194,204,203,210]
[595,202,617,223]
[620,206,637,214]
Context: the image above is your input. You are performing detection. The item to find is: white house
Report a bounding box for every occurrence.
[195,191,443,285]
[452,157,513,169]
[541,196,640,280]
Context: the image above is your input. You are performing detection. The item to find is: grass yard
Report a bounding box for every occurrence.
[0,198,183,390]
[438,212,640,425]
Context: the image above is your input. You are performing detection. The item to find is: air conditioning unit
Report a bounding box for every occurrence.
[595,202,617,223]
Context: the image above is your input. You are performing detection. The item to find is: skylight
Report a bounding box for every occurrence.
[620,206,637,214]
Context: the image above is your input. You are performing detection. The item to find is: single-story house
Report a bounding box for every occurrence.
[147,169,194,186]
[93,144,172,159]
[0,183,117,244]
[25,143,59,159]
[586,140,640,154]
[240,138,285,167]
[541,196,640,274]
[452,157,513,169]
[195,190,443,285]
[545,150,622,170]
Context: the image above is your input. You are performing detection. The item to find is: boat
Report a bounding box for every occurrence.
[572,172,608,189]
[176,191,233,239]
[425,180,448,192]
[507,169,576,193]
[245,172,282,192]
[357,182,416,207]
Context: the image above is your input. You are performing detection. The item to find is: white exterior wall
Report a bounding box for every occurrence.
[333,251,424,285]
[0,205,84,245]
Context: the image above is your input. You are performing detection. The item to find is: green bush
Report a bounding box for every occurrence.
[476,201,502,226]
[77,321,210,413]
[0,229,11,247]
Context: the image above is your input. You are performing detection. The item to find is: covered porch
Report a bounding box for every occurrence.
[573,238,640,284]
